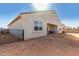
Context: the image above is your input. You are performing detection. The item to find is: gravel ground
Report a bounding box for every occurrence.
[0,33,79,56]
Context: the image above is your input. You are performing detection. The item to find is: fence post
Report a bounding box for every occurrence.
[22,30,24,41]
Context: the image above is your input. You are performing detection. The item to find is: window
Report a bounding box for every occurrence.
[34,21,38,31]
[59,28,61,30]
[34,21,43,31]
[39,21,42,30]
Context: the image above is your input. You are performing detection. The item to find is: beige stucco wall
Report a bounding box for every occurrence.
[8,17,23,29]
[8,10,63,40]
[21,12,47,40]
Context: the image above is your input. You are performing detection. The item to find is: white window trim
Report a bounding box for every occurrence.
[34,20,43,31]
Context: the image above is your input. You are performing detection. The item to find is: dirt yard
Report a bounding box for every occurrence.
[0,33,79,56]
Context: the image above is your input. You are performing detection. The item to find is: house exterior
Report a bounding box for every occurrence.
[8,10,64,40]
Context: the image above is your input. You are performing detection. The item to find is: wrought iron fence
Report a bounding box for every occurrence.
[0,29,24,45]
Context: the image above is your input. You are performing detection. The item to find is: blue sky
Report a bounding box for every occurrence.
[0,3,79,28]
[51,3,79,28]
